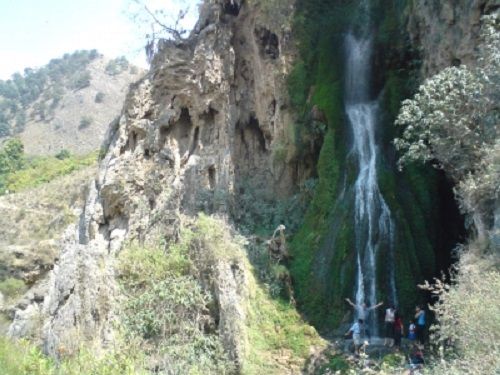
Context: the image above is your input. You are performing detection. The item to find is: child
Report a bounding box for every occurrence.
[408,320,417,342]
[345,319,364,355]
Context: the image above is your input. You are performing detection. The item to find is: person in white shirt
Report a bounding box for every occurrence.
[384,305,396,347]
[345,298,383,340]
[345,319,365,355]
[345,298,384,320]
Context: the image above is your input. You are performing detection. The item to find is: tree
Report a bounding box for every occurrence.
[127,0,194,63]
[394,14,499,231]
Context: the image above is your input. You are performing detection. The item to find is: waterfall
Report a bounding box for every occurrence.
[344,6,397,336]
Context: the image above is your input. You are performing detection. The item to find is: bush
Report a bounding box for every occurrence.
[394,15,499,226]
[69,71,91,90]
[78,116,93,130]
[55,149,71,160]
[94,92,105,103]
[117,227,234,374]
[105,57,129,76]
[421,249,500,374]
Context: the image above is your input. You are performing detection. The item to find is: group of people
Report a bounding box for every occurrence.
[383,304,427,349]
[344,299,427,372]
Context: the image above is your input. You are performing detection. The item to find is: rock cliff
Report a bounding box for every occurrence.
[7,0,305,367]
[409,0,500,75]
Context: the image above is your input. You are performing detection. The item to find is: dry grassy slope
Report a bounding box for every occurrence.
[0,166,96,283]
[19,57,144,156]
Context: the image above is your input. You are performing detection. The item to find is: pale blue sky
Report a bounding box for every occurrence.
[0,0,200,79]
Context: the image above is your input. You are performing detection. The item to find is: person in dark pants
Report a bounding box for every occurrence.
[393,311,404,350]
[384,305,396,347]
[415,306,426,344]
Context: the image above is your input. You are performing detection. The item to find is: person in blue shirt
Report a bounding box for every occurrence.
[345,319,364,355]
[415,305,426,344]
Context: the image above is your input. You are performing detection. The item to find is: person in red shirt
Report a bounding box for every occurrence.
[393,311,404,350]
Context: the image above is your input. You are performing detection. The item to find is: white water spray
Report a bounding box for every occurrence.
[344,7,397,335]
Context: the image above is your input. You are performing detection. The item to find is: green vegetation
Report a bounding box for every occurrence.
[0,50,99,135]
[287,0,450,330]
[0,336,146,375]
[117,217,235,374]
[78,116,93,130]
[0,278,26,300]
[94,92,105,103]
[105,56,129,76]
[0,138,24,192]
[423,247,500,374]
[0,147,97,193]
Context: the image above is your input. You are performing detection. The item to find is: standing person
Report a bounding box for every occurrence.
[384,305,396,347]
[415,306,426,344]
[408,320,417,342]
[345,319,364,356]
[393,311,404,350]
[345,298,383,341]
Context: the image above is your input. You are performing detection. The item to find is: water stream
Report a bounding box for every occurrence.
[344,2,397,336]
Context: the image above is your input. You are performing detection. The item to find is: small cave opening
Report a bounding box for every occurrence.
[200,107,218,143]
[159,126,168,149]
[223,0,240,16]
[189,126,200,156]
[255,27,280,59]
[178,107,193,138]
[208,166,216,190]
[129,131,138,151]
[434,171,467,275]
[237,115,267,152]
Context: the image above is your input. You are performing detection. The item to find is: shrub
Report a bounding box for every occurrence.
[69,70,91,90]
[78,116,93,130]
[105,57,129,76]
[94,91,105,103]
[394,14,499,226]
[55,149,71,160]
[117,226,234,374]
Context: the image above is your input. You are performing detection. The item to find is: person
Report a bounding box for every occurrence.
[345,298,383,340]
[415,306,426,344]
[393,311,404,350]
[408,320,417,342]
[345,319,364,355]
[384,305,396,347]
[345,298,383,320]
[408,345,424,374]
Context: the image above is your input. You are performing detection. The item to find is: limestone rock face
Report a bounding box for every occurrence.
[7,0,300,365]
[408,0,499,76]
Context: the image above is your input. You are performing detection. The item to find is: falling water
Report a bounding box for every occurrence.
[345,1,397,336]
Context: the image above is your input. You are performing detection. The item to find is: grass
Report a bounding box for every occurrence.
[6,151,97,193]
[0,336,146,375]
[0,278,26,300]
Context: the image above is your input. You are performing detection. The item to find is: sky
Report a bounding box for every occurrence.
[0,0,200,79]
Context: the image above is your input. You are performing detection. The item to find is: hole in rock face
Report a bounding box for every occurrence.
[237,116,267,152]
[129,131,138,151]
[208,166,216,190]
[255,27,280,59]
[159,126,168,148]
[189,127,200,156]
[223,0,240,16]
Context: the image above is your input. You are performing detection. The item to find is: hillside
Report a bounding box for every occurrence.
[0,51,144,156]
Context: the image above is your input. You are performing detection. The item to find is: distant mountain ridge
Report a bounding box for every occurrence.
[0,50,144,155]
